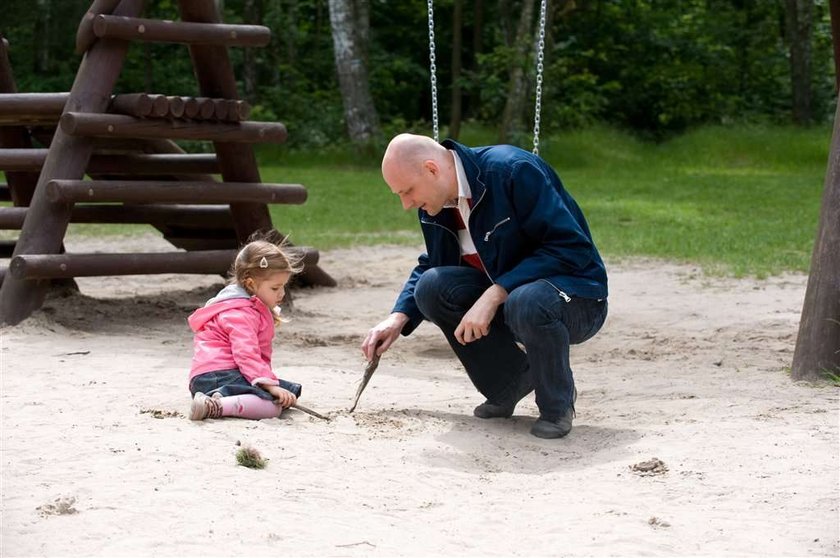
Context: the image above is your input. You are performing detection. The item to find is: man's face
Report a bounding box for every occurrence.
[385,163,449,216]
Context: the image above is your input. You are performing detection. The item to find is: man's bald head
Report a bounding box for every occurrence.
[381,133,447,183]
[380,133,457,216]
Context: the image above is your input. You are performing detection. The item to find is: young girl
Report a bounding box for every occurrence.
[187,238,303,421]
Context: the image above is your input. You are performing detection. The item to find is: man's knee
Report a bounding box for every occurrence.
[504,283,549,336]
[414,268,447,316]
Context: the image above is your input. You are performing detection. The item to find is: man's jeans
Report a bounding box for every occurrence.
[414,266,608,421]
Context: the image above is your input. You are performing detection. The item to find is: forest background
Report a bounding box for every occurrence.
[2,0,836,147]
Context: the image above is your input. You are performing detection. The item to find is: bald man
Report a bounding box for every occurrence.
[363,134,608,439]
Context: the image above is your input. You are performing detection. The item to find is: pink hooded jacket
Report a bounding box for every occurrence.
[187,285,280,387]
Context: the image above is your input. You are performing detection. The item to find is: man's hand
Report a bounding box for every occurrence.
[264,384,297,408]
[362,312,409,361]
[454,284,508,345]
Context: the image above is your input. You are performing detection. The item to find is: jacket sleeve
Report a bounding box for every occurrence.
[391,252,430,336]
[216,308,279,386]
[494,160,598,293]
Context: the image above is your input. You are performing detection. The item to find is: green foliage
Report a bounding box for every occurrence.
[0,0,834,143]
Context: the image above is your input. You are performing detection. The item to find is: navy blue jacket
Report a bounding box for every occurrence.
[393,140,608,335]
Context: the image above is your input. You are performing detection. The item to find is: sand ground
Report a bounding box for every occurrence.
[1,234,837,557]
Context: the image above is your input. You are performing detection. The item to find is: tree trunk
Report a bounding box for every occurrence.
[243,0,259,102]
[498,0,535,144]
[34,0,51,73]
[785,0,813,124]
[327,0,380,144]
[791,94,840,381]
[449,0,464,140]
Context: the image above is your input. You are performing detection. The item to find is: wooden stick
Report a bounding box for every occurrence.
[92,15,271,47]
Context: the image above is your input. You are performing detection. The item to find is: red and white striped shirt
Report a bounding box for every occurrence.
[449,151,486,273]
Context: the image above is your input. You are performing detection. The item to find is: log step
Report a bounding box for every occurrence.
[0,149,220,174]
[92,15,271,47]
[45,180,307,205]
[9,247,319,280]
[0,93,250,123]
[0,204,235,230]
[61,112,287,143]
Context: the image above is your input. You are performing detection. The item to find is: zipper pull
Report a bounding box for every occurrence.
[558,291,571,302]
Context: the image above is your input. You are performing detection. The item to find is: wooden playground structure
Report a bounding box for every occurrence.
[0,0,335,325]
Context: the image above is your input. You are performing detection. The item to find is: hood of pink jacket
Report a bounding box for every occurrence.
[188,297,255,332]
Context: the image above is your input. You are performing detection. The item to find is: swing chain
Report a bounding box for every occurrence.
[532,0,548,155]
[427,0,440,142]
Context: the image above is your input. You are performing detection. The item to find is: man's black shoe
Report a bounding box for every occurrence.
[473,374,533,419]
[530,387,577,439]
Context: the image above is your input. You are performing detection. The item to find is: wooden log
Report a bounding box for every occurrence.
[10,247,320,279]
[228,100,251,121]
[212,98,229,121]
[0,207,26,229]
[0,149,220,174]
[148,94,169,117]
[71,204,233,227]
[194,97,216,119]
[791,94,840,380]
[10,250,237,279]
[166,95,185,118]
[76,0,122,54]
[182,96,200,119]
[0,92,69,122]
[61,112,288,143]
[92,15,272,48]
[109,92,154,117]
[46,179,308,205]
[0,0,145,325]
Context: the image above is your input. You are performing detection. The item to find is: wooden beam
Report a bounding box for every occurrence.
[75,0,122,54]
[0,0,146,325]
[92,15,271,47]
[0,149,220,174]
[45,179,308,205]
[60,112,288,143]
[0,92,69,122]
[10,247,320,279]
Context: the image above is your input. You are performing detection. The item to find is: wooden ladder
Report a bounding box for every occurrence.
[0,0,336,325]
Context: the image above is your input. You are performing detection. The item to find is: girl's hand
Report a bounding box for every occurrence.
[264,384,297,408]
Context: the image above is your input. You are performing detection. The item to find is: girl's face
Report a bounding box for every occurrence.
[248,271,291,309]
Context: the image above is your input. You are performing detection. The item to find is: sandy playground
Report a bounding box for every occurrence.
[1,233,838,557]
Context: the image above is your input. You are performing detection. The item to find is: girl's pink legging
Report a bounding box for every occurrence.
[219,394,281,420]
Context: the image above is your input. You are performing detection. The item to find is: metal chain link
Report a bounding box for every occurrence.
[532,0,548,155]
[427,0,440,142]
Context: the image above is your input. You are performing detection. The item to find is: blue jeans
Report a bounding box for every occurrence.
[189,369,302,400]
[414,266,607,421]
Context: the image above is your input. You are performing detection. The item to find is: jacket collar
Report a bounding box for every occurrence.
[441,139,486,203]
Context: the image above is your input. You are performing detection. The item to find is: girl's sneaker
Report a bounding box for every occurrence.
[190,392,222,421]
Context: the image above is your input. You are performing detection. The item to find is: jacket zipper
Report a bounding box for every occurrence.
[484,217,511,241]
[540,278,571,302]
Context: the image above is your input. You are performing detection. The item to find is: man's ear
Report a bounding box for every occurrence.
[423,159,439,177]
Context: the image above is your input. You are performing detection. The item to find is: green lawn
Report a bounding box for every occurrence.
[5,124,829,278]
[261,124,829,277]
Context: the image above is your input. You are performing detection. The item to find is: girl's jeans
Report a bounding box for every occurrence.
[414,266,608,422]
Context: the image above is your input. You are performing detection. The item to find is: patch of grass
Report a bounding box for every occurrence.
[236,445,267,469]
